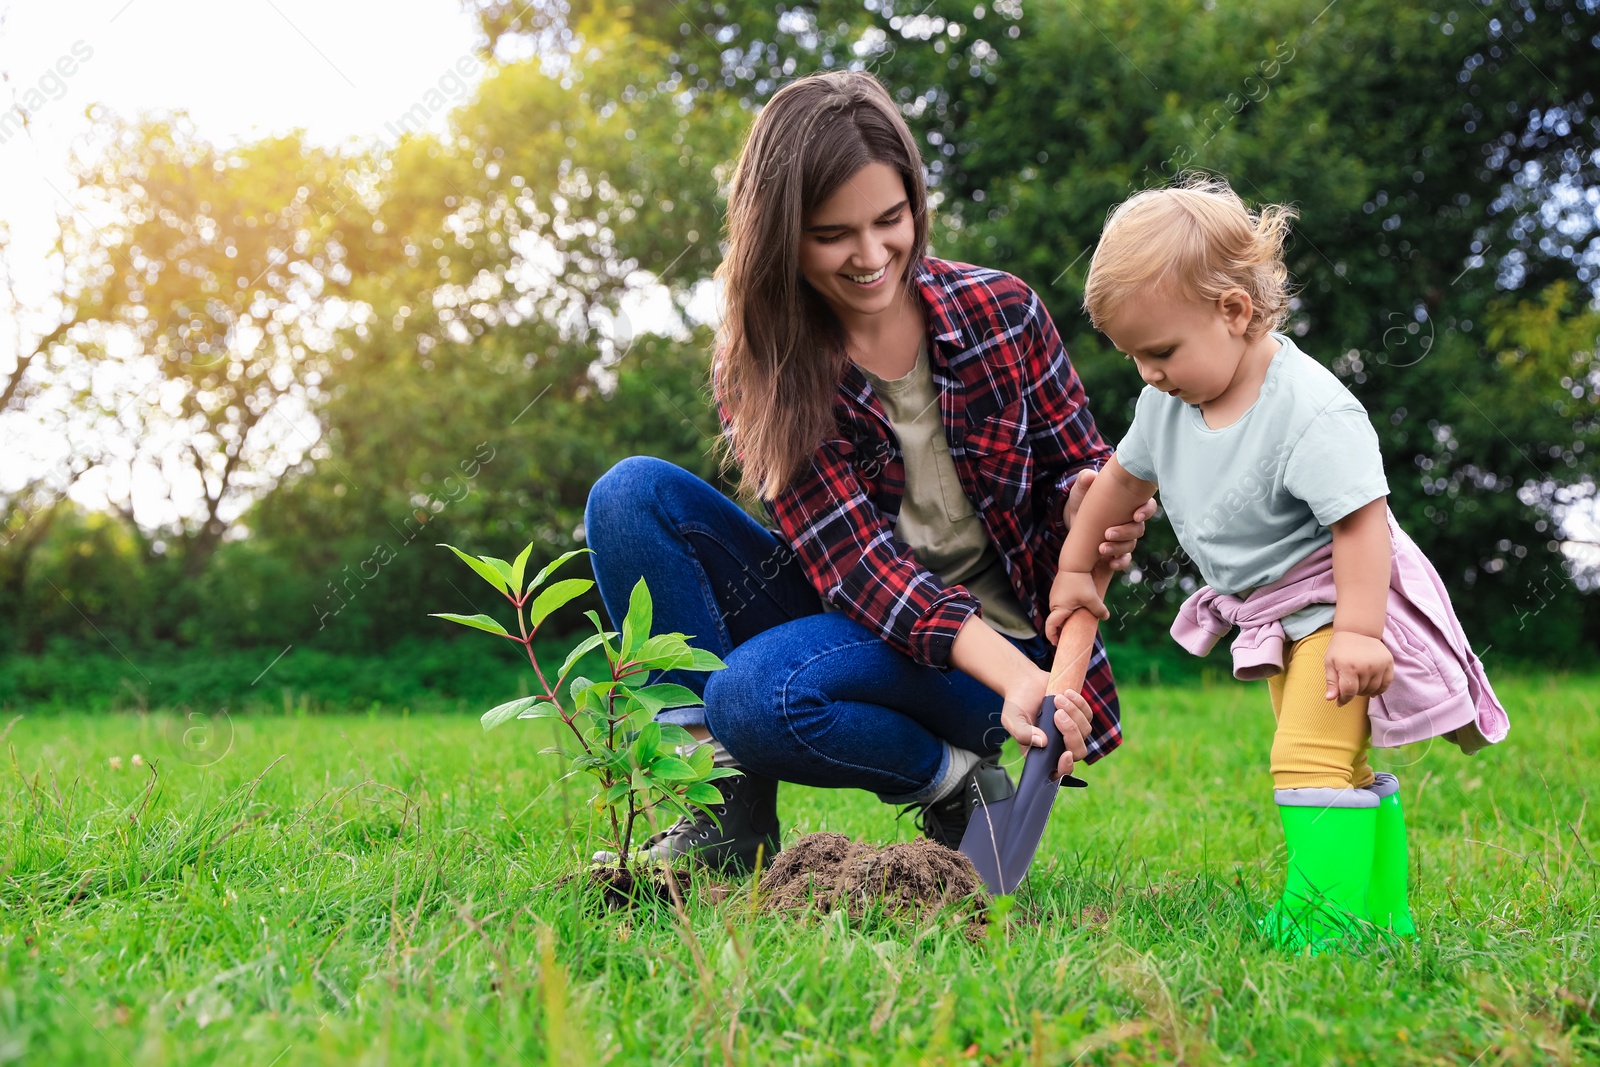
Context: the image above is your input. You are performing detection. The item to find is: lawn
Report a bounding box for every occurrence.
[1,674,1596,1065]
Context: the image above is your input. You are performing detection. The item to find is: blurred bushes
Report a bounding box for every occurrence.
[0,633,598,714]
[3,0,1597,700]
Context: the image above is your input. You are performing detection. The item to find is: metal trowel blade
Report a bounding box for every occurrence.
[959,693,1086,895]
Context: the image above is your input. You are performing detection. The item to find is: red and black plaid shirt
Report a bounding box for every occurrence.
[716,255,1122,763]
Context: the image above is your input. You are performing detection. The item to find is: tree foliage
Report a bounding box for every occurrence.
[2,0,1595,663]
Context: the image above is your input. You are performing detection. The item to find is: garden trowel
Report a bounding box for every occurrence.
[960,566,1111,895]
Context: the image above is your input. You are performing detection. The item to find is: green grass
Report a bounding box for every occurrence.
[2,675,1597,1065]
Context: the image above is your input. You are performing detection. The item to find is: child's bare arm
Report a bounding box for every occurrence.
[1325,497,1395,704]
[1045,457,1157,642]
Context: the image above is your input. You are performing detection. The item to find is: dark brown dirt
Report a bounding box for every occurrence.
[563,863,732,915]
[559,866,684,911]
[757,832,985,926]
[757,832,875,911]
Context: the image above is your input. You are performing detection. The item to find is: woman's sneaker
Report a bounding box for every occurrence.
[592,771,781,876]
[914,754,1016,848]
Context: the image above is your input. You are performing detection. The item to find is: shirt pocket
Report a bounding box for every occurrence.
[961,397,1032,511]
[933,438,977,522]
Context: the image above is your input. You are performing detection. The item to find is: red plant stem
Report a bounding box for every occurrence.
[609,659,641,862]
[507,590,590,756]
[510,592,556,703]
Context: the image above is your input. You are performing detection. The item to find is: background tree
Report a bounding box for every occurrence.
[64,113,380,577]
[3,0,1595,668]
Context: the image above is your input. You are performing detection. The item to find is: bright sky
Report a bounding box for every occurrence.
[0,0,485,525]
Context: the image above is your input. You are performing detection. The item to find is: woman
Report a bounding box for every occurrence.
[585,70,1152,874]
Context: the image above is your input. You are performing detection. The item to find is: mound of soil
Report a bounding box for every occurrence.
[758,832,985,926]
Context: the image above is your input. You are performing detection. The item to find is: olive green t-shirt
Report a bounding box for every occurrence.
[861,338,1038,640]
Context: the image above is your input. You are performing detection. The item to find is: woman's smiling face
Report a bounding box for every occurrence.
[797,162,916,319]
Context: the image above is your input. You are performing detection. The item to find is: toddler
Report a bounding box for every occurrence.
[1046,177,1509,952]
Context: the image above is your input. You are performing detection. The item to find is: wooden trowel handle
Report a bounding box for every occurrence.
[1045,564,1113,698]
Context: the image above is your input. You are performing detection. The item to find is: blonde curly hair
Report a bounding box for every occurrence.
[1083,175,1298,340]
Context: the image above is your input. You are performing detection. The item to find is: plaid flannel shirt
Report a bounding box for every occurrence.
[715,256,1123,762]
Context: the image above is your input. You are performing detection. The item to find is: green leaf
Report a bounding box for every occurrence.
[625,683,704,716]
[630,633,695,671]
[438,544,509,595]
[480,696,539,730]
[687,743,713,777]
[653,791,696,824]
[613,694,649,724]
[638,720,662,752]
[528,578,593,629]
[517,701,563,722]
[569,678,618,721]
[603,781,630,806]
[583,610,621,665]
[579,714,611,748]
[480,555,516,589]
[568,676,593,705]
[684,782,723,806]
[658,724,696,748]
[557,632,610,683]
[509,543,534,596]
[528,548,593,592]
[703,767,742,782]
[650,756,698,781]
[619,578,652,660]
[631,727,661,767]
[637,683,703,709]
[686,647,728,672]
[429,612,509,637]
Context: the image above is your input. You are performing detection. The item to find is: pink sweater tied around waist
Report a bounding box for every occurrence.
[1169,510,1509,754]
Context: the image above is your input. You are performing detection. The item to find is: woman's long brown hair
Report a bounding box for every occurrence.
[714,70,929,502]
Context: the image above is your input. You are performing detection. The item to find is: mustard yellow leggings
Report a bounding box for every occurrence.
[1266,625,1376,790]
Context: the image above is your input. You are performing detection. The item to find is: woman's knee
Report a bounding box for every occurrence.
[585,455,679,528]
[701,656,773,758]
[703,618,874,762]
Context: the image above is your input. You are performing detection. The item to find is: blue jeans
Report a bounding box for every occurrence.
[583,456,1055,803]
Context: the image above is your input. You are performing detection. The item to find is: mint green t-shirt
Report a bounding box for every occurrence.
[1114,334,1390,640]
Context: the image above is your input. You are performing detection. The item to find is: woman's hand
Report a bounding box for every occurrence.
[998,667,1093,781]
[1064,468,1158,572]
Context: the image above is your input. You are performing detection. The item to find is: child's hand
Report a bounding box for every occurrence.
[1324,631,1394,705]
[1044,569,1109,645]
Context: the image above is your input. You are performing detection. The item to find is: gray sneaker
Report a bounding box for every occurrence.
[914,754,1016,848]
[591,771,781,876]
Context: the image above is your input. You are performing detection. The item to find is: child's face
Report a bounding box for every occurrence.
[1098,284,1256,406]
